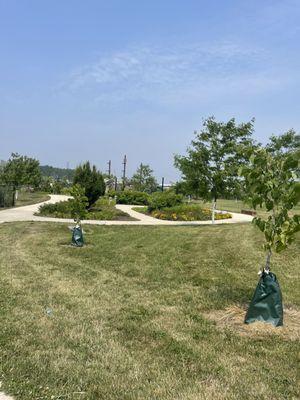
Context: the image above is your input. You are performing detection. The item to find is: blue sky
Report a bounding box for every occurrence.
[1,0,299,181]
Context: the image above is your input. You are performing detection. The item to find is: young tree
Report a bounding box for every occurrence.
[131,163,158,193]
[174,117,255,223]
[240,138,300,326]
[1,153,41,204]
[69,184,88,224]
[73,162,105,207]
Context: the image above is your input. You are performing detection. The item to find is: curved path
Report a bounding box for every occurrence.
[0,195,253,225]
[0,394,14,400]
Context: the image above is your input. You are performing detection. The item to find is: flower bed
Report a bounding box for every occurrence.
[134,204,232,221]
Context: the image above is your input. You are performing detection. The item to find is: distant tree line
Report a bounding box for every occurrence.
[40,165,75,181]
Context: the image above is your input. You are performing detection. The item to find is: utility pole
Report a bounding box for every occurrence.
[140,162,143,188]
[161,177,164,192]
[107,160,111,177]
[122,155,127,190]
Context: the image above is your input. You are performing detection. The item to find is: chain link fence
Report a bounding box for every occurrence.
[0,185,15,208]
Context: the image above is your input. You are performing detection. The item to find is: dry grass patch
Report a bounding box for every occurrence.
[0,222,299,400]
[204,305,300,341]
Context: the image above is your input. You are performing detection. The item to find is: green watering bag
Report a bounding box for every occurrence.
[72,225,84,247]
[245,271,283,327]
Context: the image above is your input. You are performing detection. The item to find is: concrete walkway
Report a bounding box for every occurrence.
[0,393,14,400]
[115,204,253,225]
[0,194,71,223]
[0,195,253,225]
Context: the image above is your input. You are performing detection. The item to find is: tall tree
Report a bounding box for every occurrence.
[174,117,255,222]
[131,163,158,193]
[73,162,105,207]
[266,129,300,156]
[1,152,41,192]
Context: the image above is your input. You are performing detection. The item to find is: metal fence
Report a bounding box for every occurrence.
[0,185,15,208]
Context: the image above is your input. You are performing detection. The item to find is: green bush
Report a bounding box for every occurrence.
[38,200,72,217]
[148,191,183,212]
[94,196,116,207]
[39,177,71,194]
[60,187,72,195]
[37,197,133,221]
[37,200,73,218]
[74,162,105,207]
[109,190,150,205]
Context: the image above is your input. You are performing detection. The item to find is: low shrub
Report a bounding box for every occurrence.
[60,187,72,195]
[87,208,129,220]
[93,196,116,207]
[88,196,128,220]
[37,198,133,221]
[38,200,73,218]
[148,191,183,212]
[109,190,150,205]
[214,212,232,220]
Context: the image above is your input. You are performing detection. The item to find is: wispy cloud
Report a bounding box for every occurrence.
[69,41,260,85]
[60,40,289,105]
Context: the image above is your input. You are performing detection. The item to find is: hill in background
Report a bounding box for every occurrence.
[40,165,75,181]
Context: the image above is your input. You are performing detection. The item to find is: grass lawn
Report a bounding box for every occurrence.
[197,199,300,218]
[0,191,50,210]
[15,191,50,207]
[0,222,299,400]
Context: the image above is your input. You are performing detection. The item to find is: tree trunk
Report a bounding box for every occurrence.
[211,198,216,224]
[264,249,272,273]
[12,186,16,207]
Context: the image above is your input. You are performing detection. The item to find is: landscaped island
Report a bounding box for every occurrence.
[133,204,232,221]
[36,197,135,221]
[36,190,232,222]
